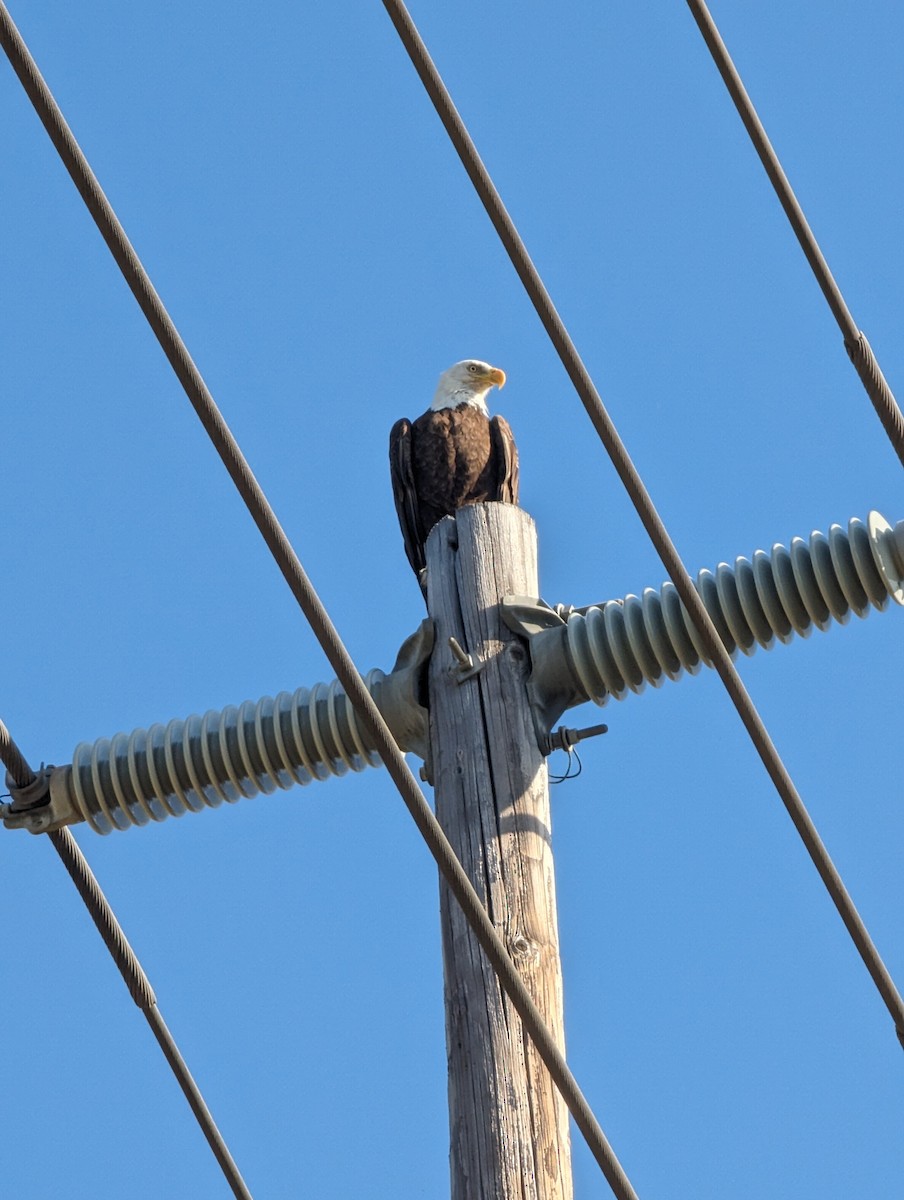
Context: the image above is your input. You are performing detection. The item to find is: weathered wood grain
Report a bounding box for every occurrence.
[426,503,572,1200]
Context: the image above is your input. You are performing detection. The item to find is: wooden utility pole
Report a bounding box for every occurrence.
[426,503,572,1200]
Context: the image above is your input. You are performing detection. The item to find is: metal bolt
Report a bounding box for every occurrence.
[542,723,609,756]
[448,637,473,669]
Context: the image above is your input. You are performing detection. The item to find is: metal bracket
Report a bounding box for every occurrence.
[501,595,567,639]
[1,765,61,834]
[372,618,434,762]
[500,594,591,750]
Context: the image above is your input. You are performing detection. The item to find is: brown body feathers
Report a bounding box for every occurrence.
[389,404,519,578]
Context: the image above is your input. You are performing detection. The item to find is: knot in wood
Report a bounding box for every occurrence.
[508,932,541,969]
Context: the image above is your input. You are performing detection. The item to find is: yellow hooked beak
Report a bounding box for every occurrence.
[488,366,506,389]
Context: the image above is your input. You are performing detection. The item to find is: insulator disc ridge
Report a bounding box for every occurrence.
[66,671,386,834]
[564,513,903,706]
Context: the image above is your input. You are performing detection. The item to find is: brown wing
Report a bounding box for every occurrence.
[489,414,519,505]
[389,417,428,577]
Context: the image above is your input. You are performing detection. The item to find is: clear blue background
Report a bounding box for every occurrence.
[2,2,903,1196]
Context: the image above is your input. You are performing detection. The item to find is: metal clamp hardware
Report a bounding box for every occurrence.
[1,765,58,834]
[500,595,587,746]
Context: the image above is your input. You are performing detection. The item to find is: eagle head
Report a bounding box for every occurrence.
[431,359,506,412]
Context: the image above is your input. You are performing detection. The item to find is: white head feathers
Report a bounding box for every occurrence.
[431,359,507,412]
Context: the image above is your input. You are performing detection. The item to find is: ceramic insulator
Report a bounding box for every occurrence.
[564,512,904,705]
[58,672,386,834]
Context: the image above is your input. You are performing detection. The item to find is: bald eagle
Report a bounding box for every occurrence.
[389,359,519,583]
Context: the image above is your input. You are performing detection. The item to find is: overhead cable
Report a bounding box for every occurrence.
[0,7,638,1195]
[684,0,904,468]
[379,0,904,1049]
[0,719,254,1200]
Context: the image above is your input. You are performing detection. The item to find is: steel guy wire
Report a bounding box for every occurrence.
[0,720,34,790]
[380,0,904,1049]
[0,7,639,1196]
[684,0,904,469]
[0,719,254,1200]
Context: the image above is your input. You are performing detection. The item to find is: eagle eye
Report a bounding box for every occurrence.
[467,363,480,373]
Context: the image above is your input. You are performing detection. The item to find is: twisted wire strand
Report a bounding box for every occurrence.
[1,724,154,1008]
[380,0,904,1051]
[0,718,36,790]
[0,719,253,1200]
[846,333,904,459]
[0,5,634,1191]
[48,827,157,1009]
[685,0,904,469]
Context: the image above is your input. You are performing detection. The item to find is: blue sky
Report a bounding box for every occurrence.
[3,2,903,1196]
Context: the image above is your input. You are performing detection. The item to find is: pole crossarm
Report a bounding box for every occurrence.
[0,720,255,1200]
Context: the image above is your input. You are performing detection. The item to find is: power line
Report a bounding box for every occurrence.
[684,0,904,468]
[0,720,254,1200]
[0,6,639,1195]
[380,0,904,1048]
